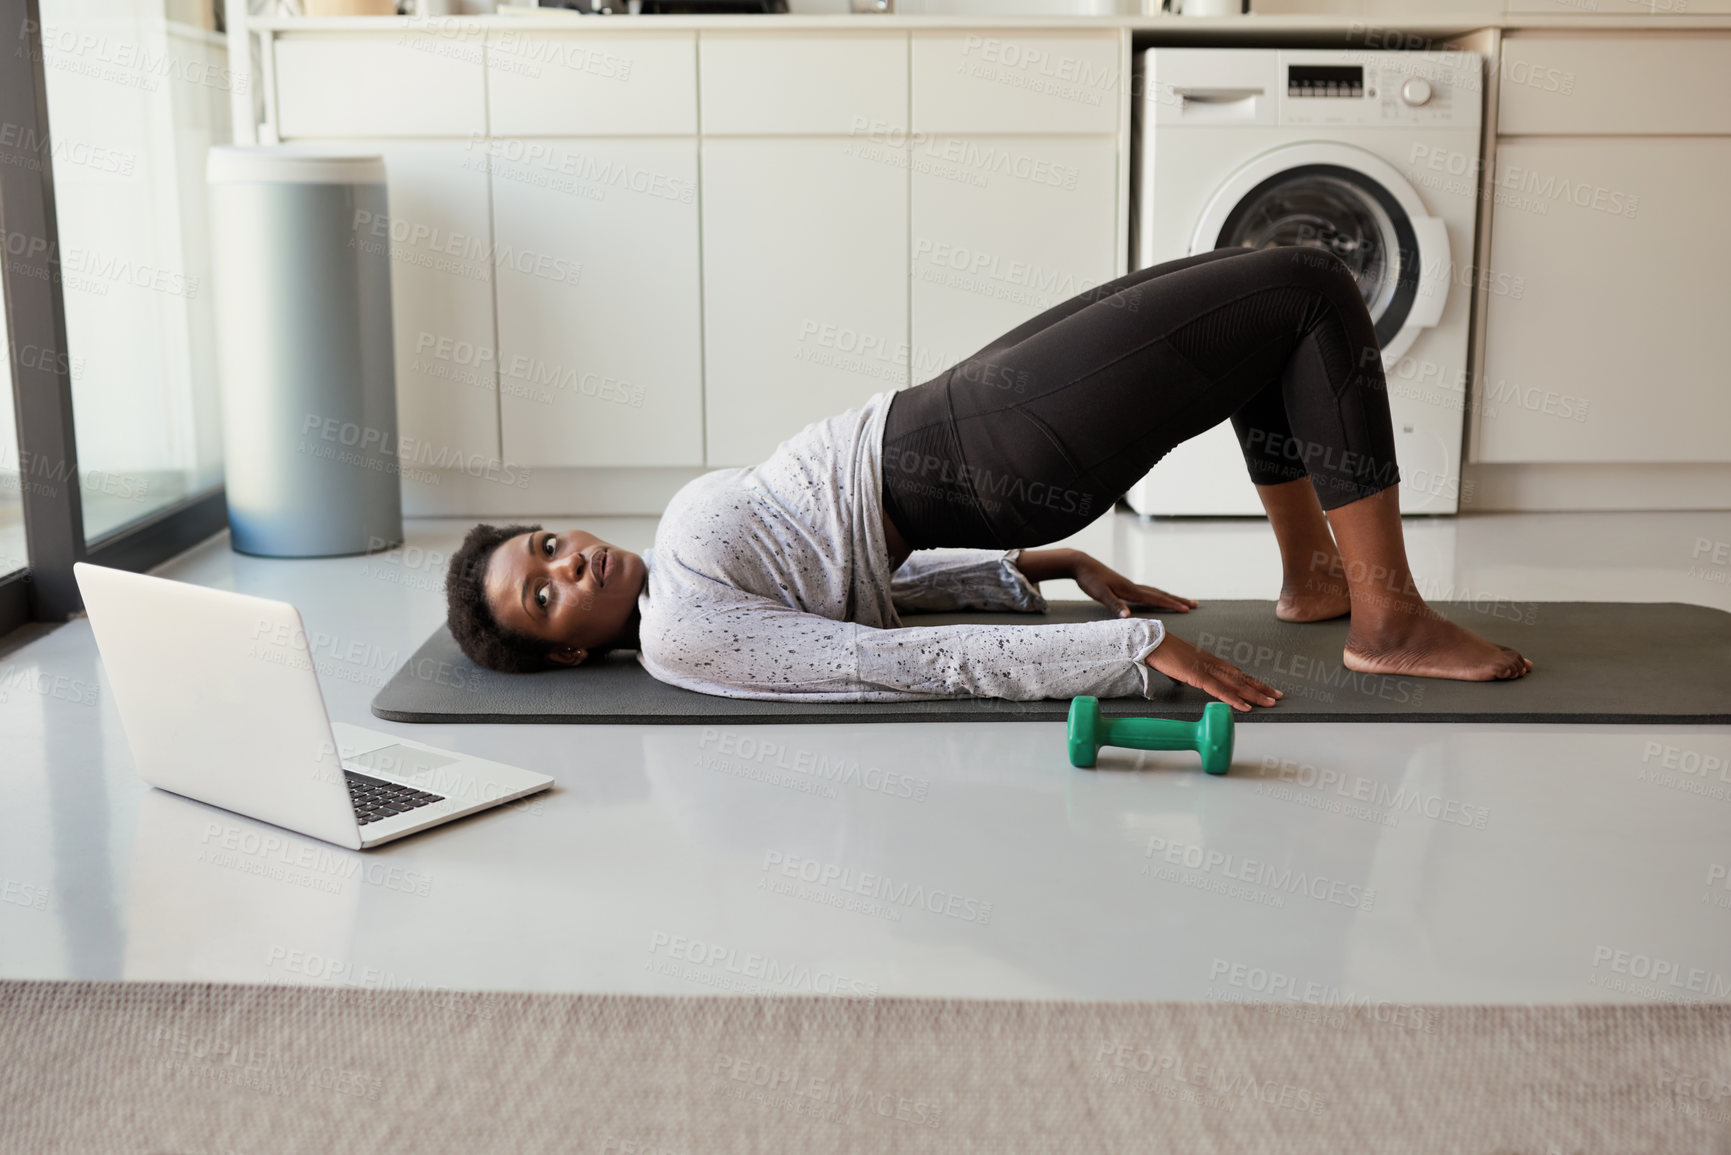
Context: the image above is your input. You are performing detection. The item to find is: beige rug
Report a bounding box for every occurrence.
[2,982,1728,1153]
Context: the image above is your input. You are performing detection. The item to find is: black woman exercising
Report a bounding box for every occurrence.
[445,245,1532,711]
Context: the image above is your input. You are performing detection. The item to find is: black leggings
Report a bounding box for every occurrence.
[880,246,1400,551]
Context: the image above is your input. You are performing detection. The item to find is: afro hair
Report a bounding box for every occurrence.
[444,521,561,674]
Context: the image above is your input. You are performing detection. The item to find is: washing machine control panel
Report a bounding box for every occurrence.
[1148,49,1481,130]
[1279,54,1480,129]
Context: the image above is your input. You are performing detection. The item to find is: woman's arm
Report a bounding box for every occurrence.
[1018,549,1198,616]
[640,594,1163,703]
[642,588,1279,710]
[1012,547,1078,585]
[641,595,1278,709]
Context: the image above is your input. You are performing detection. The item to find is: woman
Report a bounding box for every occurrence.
[443,246,1530,712]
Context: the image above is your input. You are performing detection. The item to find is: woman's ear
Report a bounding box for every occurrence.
[547,646,586,667]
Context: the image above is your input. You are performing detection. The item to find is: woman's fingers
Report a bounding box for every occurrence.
[1145,635,1279,711]
[1075,559,1198,614]
[1199,657,1281,708]
[1229,665,1283,702]
[1202,677,1252,712]
[1120,584,1197,612]
[1143,587,1197,611]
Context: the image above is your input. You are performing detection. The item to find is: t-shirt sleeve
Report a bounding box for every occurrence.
[638,593,1168,703]
[889,548,1048,614]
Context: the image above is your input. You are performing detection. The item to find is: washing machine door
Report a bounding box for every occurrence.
[1191,142,1450,364]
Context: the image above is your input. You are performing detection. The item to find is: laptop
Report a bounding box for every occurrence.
[73,562,553,850]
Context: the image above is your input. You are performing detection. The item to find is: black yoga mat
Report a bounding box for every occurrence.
[369,600,1731,725]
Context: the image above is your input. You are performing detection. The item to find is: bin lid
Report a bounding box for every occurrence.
[207,146,387,186]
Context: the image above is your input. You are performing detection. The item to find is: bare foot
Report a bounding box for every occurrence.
[1276,575,1352,623]
[1344,609,1533,681]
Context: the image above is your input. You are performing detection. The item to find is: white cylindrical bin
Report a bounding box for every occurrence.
[207,147,404,558]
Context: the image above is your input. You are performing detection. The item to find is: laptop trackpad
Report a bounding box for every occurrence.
[345,744,461,779]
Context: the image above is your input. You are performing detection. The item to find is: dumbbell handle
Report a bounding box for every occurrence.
[1097,716,1203,752]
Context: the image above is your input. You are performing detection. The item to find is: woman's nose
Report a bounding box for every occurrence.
[557,548,585,583]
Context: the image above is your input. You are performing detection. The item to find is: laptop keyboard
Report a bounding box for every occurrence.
[344,771,446,826]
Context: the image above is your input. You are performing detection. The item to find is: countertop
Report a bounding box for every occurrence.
[246,10,1731,33]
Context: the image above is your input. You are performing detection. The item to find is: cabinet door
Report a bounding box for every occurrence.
[274,34,487,139]
[911,31,1122,136]
[911,135,1118,380]
[701,137,908,467]
[490,138,703,467]
[1497,35,1731,136]
[1477,139,1731,463]
[486,31,697,136]
[333,141,500,472]
[1505,0,1730,14]
[699,32,907,136]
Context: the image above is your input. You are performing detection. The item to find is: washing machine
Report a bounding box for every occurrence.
[1126,48,1483,516]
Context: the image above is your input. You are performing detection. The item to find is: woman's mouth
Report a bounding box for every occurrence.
[596,549,609,586]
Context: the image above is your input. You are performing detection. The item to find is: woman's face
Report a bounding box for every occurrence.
[483,528,646,665]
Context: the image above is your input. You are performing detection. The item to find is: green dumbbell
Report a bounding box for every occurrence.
[1067,697,1235,775]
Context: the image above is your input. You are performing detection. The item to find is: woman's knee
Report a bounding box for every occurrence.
[1246,244,1359,296]
[1259,247,1378,355]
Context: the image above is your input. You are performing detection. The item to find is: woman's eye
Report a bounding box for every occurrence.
[543,536,556,556]
[536,585,549,609]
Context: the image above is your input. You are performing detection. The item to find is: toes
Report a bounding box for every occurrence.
[1493,645,1531,678]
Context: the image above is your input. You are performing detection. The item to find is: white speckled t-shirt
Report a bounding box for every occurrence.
[634,391,1168,702]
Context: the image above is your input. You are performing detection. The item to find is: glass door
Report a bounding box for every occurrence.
[36,0,231,545]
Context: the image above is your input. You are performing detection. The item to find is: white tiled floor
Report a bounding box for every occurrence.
[2,509,1728,1008]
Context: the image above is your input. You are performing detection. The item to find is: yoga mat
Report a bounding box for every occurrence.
[5,981,1730,1153]
[369,601,1731,725]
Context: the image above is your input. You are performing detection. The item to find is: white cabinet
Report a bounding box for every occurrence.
[1505,0,1730,15]
[1497,35,1731,136]
[911,134,1119,378]
[1477,138,1731,463]
[489,138,703,467]
[486,31,697,137]
[273,34,487,139]
[261,25,1129,489]
[302,141,500,471]
[701,137,909,467]
[697,31,913,466]
[1476,33,1731,466]
[699,32,908,135]
[907,30,1124,387]
[912,31,1122,136]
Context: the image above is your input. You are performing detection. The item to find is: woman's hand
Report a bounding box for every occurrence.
[1069,553,1198,617]
[1145,634,1283,712]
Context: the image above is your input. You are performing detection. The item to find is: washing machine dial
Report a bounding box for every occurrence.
[1400,78,1434,107]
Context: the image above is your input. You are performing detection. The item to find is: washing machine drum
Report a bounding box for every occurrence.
[1192,145,1450,363]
